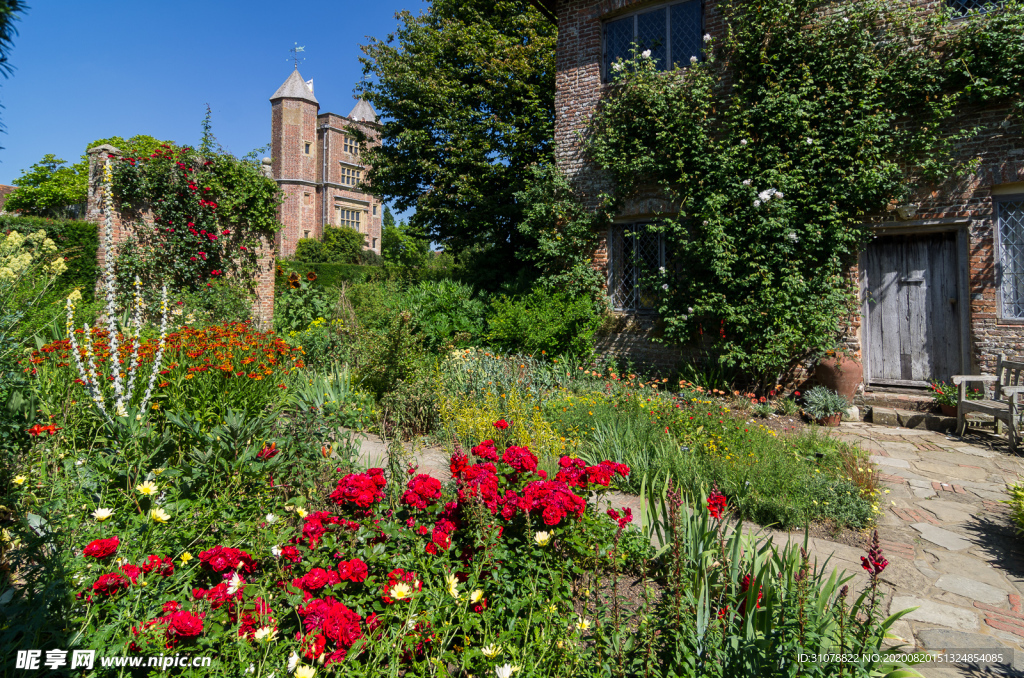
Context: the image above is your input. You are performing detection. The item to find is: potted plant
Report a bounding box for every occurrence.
[929,381,984,417]
[814,347,863,403]
[802,385,850,427]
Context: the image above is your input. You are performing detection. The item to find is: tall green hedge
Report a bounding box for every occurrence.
[0,215,99,302]
[275,261,458,296]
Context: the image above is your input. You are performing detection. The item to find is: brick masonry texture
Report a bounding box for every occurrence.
[86,146,277,329]
[551,0,1024,377]
[271,89,382,259]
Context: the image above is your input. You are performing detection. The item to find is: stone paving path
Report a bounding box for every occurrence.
[350,423,1024,677]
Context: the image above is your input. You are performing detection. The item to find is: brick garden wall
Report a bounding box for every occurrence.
[86,146,278,329]
[551,0,1024,379]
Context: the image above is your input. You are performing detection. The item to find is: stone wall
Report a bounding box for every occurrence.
[86,145,278,329]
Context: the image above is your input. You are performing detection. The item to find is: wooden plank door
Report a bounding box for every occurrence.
[865,232,962,386]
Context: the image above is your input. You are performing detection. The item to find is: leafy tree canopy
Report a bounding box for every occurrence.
[382,206,430,268]
[356,0,556,277]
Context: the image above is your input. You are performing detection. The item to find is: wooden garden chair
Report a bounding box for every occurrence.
[952,354,1024,453]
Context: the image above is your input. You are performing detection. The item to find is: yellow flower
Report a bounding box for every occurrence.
[180,552,193,564]
[470,589,484,604]
[295,666,316,678]
[390,583,413,601]
[150,508,170,523]
[153,468,165,475]
[576,617,592,631]
[534,531,551,546]
[445,573,460,599]
[13,475,26,485]
[296,507,307,519]
[482,644,502,658]
[92,508,114,522]
[136,481,158,496]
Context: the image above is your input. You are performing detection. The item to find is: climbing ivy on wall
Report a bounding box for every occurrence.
[583,0,1024,378]
[108,139,282,310]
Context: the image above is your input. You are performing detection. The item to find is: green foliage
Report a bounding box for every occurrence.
[5,154,87,219]
[486,287,603,359]
[382,207,431,267]
[0,215,99,304]
[274,280,335,335]
[294,226,368,265]
[802,386,850,419]
[586,0,1024,377]
[275,261,458,297]
[357,0,555,277]
[110,139,281,308]
[87,135,169,158]
[516,164,609,299]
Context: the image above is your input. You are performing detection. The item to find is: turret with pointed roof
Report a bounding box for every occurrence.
[270,68,319,105]
[346,99,377,124]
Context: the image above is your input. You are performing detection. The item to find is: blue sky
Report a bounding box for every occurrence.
[0,0,420,217]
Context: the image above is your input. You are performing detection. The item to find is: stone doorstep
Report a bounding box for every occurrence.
[869,406,957,431]
[857,391,935,414]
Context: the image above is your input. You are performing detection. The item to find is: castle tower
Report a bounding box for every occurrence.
[270,69,319,257]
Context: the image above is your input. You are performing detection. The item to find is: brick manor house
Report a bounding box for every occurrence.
[530,0,1024,391]
[270,68,383,258]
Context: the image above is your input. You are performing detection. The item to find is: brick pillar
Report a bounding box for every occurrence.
[86,144,123,289]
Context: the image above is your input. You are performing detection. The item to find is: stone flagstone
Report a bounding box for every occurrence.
[911,523,975,551]
[891,596,980,631]
[934,575,1011,605]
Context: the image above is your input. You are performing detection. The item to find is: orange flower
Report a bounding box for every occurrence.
[306,271,318,282]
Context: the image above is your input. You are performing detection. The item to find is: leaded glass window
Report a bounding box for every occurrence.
[946,0,1004,15]
[609,224,665,312]
[604,0,703,79]
[998,197,1024,319]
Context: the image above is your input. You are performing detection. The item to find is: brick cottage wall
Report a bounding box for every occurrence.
[86,145,278,329]
[272,96,321,258]
[550,0,1024,379]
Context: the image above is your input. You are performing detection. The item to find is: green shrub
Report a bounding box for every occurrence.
[293,237,330,263]
[802,386,849,419]
[486,287,602,359]
[274,279,335,334]
[403,279,486,350]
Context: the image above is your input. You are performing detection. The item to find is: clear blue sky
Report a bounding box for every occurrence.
[0,0,421,218]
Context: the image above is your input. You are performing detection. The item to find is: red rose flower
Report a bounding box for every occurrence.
[92,573,129,596]
[166,610,204,638]
[83,536,120,559]
[493,419,509,430]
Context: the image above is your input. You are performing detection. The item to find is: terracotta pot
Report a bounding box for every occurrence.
[939,403,957,417]
[815,355,863,403]
[816,414,842,427]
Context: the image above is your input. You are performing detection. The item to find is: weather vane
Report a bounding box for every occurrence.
[288,43,306,69]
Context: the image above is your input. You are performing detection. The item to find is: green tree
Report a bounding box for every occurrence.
[5,155,87,219]
[357,0,556,277]
[382,206,430,268]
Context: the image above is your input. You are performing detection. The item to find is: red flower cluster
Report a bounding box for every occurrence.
[519,481,586,526]
[92,573,129,597]
[238,598,275,640]
[501,445,538,474]
[142,555,175,578]
[131,606,206,651]
[470,439,499,462]
[861,530,888,576]
[402,474,442,510]
[329,468,387,509]
[738,574,763,615]
[292,559,369,594]
[296,598,364,665]
[257,442,279,460]
[27,423,59,436]
[555,457,629,489]
[607,507,633,530]
[197,545,256,574]
[381,568,422,604]
[493,419,510,430]
[456,462,502,513]
[707,487,727,519]
[83,536,120,559]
